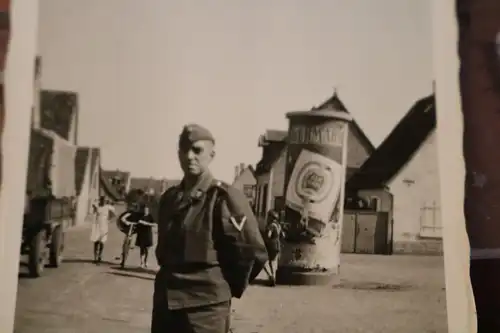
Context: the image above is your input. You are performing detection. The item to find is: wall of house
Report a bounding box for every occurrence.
[233,167,257,207]
[271,147,287,200]
[254,173,270,220]
[68,109,77,145]
[358,188,393,213]
[87,154,100,215]
[75,154,91,226]
[388,131,443,255]
[347,126,372,169]
[233,168,256,190]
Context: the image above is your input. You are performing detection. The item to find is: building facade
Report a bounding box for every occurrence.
[348,94,442,255]
[232,163,257,208]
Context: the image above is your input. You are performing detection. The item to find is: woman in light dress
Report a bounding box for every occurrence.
[90,196,116,263]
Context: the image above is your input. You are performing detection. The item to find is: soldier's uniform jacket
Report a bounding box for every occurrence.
[155,172,268,310]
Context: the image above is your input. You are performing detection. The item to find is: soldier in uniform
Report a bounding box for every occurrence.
[152,124,268,333]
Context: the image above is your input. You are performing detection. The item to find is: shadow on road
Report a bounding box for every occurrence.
[110,265,157,275]
[249,278,272,287]
[107,271,155,281]
[63,258,116,266]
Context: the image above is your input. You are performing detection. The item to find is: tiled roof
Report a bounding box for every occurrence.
[255,142,287,175]
[101,169,130,183]
[347,94,436,190]
[100,170,124,201]
[40,90,77,141]
[264,130,287,142]
[101,169,131,196]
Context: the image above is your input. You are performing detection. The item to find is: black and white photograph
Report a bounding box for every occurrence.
[2,1,456,332]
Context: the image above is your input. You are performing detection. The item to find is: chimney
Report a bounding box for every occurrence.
[239,163,245,175]
[234,165,240,180]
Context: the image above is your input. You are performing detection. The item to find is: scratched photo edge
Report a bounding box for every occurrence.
[1,1,474,333]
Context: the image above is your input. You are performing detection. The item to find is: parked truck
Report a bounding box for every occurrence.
[21,127,76,277]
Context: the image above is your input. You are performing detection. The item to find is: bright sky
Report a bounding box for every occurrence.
[37,0,433,183]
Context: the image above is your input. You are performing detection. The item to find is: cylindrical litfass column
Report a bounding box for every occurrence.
[276,107,352,285]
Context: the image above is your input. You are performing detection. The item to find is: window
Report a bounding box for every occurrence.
[419,201,442,238]
[254,186,261,215]
[243,184,255,199]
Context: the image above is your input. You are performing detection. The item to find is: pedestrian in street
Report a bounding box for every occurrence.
[120,203,156,268]
[90,196,116,264]
[263,210,284,286]
[152,123,268,333]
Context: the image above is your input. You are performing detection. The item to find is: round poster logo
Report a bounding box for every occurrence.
[294,161,335,203]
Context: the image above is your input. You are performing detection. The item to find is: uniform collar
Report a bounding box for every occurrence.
[180,172,214,201]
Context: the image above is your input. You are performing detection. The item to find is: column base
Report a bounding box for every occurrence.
[276,266,340,286]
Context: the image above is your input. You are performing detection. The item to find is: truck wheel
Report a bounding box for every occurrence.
[28,230,47,278]
[49,226,64,267]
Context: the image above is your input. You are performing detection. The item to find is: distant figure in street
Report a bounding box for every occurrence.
[90,196,116,264]
[152,124,268,333]
[120,203,155,268]
[264,210,285,286]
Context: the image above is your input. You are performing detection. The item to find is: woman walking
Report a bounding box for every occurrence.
[135,206,155,268]
[264,210,284,286]
[90,196,116,264]
[119,203,155,268]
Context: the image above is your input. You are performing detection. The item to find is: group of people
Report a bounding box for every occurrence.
[87,123,287,333]
[90,195,156,268]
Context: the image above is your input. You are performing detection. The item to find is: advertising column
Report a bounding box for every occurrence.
[277,107,352,285]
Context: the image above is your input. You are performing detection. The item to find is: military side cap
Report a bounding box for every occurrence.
[179,123,215,146]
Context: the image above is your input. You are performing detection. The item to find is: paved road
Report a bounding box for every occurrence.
[14,223,448,333]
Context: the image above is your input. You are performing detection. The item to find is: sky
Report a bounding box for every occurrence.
[37,0,433,183]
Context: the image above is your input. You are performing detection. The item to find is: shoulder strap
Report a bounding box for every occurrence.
[207,180,229,244]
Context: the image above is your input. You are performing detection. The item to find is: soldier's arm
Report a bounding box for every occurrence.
[154,187,176,265]
[217,185,269,284]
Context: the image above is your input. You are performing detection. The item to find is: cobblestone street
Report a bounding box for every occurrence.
[14,224,447,333]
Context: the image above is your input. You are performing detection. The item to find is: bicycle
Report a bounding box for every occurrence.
[120,221,139,269]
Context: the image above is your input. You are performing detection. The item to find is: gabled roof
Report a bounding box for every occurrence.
[101,169,131,185]
[258,129,287,147]
[40,90,78,141]
[233,165,257,184]
[347,94,436,190]
[314,91,375,153]
[255,141,287,175]
[100,169,124,201]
